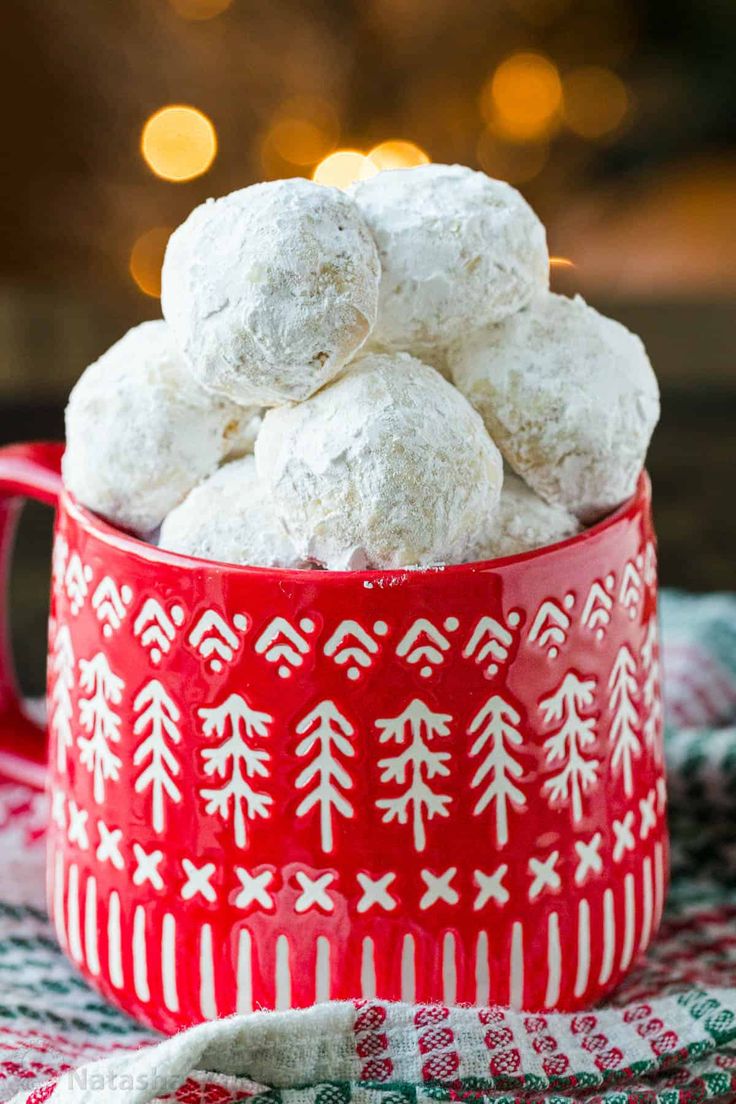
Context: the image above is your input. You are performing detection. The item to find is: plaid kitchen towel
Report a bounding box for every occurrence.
[2,591,736,1104]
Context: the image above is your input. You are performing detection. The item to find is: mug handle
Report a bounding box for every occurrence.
[0,442,64,789]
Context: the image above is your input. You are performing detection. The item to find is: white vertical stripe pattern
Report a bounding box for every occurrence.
[84,876,100,976]
[108,891,124,989]
[545,912,561,1008]
[510,921,524,1009]
[199,924,217,1020]
[400,934,415,1003]
[599,887,616,986]
[640,856,654,951]
[133,906,150,1002]
[275,934,291,1010]
[620,872,636,971]
[361,937,376,999]
[162,913,179,1012]
[475,931,490,1006]
[442,932,457,1005]
[67,864,83,963]
[315,936,330,1003]
[574,899,591,999]
[236,929,253,1013]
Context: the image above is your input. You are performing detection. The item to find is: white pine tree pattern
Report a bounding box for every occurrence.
[395,617,457,678]
[49,625,75,774]
[641,617,663,760]
[199,694,273,847]
[527,597,574,658]
[643,542,657,588]
[51,534,69,589]
[133,680,182,832]
[581,578,614,640]
[468,695,526,847]
[77,653,124,803]
[462,612,520,677]
[375,699,452,851]
[540,672,599,824]
[609,644,642,796]
[64,552,92,615]
[294,701,355,852]
[619,561,642,620]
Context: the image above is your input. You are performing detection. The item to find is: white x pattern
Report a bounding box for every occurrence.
[96,821,124,869]
[474,865,509,909]
[528,851,560,900]
[356,872,397,913]
[234,868,275,911]
[419,867,459,910]
[613,811,636,862]
[294,871,335,913]
[181,859,217,903]
[132,843,164,890]
[67,801,89,850]
[639,789,657,839]
[574,832,603,885]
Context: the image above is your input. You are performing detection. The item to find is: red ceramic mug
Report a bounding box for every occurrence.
[0,441,667,1033]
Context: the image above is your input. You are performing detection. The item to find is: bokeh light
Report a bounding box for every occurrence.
[167,0,233,20]
[549,256,575,268]
[129,227,171,298]
[482,52,562,142]
[312,150,377,188]
[476,130,549,184]
[563,67,630,139]
[141,105,217,182]
[367,140,430,171]
[261,98,340,178]
[268,117,334,166]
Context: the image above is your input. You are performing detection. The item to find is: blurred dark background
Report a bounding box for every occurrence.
[1,0,734,693]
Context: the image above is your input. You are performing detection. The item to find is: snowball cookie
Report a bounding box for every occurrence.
[450,294,660,523]
[161,178,381,406]
[225,409,263,459]
[349,164,548,361]
[479,473,580,559]
[159,456,300,568]
[63,321,257,535]
[255,352,504,570]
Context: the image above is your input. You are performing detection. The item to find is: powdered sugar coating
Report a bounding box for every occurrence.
[225,409,263,458]
[255,351,504,570]
[479,472,580,559]
[349,164,548,361]
[450,293,660,523]
[159,456,301,568]
[161,178,381,406]
[63,321,257,535]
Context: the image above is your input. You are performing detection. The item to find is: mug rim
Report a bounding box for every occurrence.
[60,470,651,583]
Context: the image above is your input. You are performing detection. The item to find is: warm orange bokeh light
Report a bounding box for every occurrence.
[141,105,217,182]
[312,150,377,188]
[129,227,171,298]
[268,117,335,166]
[260,99,339,178]
[549,256,576,268]
[476,130,548,184]
[482,52,562,142]
[563,67,629,139]
[168,0,233,20]
[367,140,430,171]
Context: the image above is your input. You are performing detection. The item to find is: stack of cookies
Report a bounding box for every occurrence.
[63,164,659,571]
